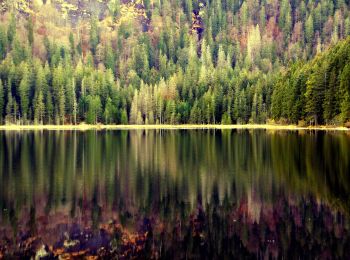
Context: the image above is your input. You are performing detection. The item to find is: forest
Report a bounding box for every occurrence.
[0,0,349,125]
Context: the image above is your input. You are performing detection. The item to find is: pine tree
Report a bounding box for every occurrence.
[19,62,30,123]
[0,26,7,60]
[340,64,350,122]
[190,100,202,124]
[240,2,249,28]
[305,62,326,125]
[279,0,292,38]
[86,95,102,124]
[58,87,66,124]
[238,89,248,123]
[46,92,54,124]
[246,25,261,64]
[90,17,99,55]
[34,91,44,124]
[69,32,75,59]
[156,94,164,124]
[104,97,115,124]
[259,6,266,30]
[105,43,115,74]
[136,111,143,124]
[53,64,66,124]
[305,15,314,44]
[221,112,232,125]
[6,91,13,124]
[36,65,48,94]
[120,108,128,124]
[345,17,350,36]
[7,13,16,45]
[341,92,350,123]
[71,78,78,125]
[0,79,4,123]
[27,16,34,46]
[130,89,139,124]
[251,92,258,123]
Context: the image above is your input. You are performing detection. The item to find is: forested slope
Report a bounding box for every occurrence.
[0,0,349,125]
[272,37,350,125]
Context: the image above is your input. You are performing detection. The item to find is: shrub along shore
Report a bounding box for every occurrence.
[0,124,349,131]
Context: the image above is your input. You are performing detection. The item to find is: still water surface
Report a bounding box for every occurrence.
[0,129,349,258]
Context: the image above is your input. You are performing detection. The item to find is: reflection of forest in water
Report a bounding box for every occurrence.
[0,130,349,258]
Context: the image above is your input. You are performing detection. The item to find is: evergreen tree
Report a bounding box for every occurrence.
[305,15,314,44]
[34,91,44,124]
[27,16,34,46]
[90,17,99,55]
[130,89,139,124]
[19,62,30,122]
[0,79,4,123]
[340,64,350,122]
[69,32,75,59]
[0,0,349,126]
[104,97,115,124]
[7,13,16,45]
[120,108,128,124]
[86,95,102,124]
[0,26,7,60]
[46,92,54,124]
[6,91,13,124]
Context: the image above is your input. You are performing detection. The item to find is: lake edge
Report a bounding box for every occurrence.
[0,124,349,131]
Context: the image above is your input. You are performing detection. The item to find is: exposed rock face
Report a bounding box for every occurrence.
[0,0,109,21]
[0,0,149,29]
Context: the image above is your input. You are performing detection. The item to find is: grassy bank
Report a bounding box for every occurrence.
[0,124,349,131]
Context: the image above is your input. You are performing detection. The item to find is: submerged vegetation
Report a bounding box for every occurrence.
[0,0,350,126]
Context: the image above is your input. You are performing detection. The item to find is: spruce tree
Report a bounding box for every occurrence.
[0,79,4,123]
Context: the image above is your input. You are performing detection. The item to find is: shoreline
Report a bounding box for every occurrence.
[0,124,349,131]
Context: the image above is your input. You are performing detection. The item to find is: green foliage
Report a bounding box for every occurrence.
[34,90,45,124]
[272,37,350,125]
[27,16,34,46]
[340,64,350,122]
[0,26,7,60]
[0,79,4,123]
[7,13,16,45]
[0,0,350,125]
[89,17,99,55]
[18,62,30,122]
[86,95,102,124]
[305,15,314,44]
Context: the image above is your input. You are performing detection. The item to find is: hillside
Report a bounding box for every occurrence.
[0,0,108,18]
[0,0,349,125]
[272,36,350,125]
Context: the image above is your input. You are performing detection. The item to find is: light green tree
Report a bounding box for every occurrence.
[0,79,4,123]
[34,91,45,124]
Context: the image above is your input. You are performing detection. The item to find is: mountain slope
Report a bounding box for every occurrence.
[0,0,349,125]
[272,36,350,125]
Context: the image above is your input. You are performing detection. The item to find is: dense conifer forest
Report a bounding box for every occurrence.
[0,0,349,125]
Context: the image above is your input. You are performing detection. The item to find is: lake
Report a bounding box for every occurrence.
[0,129,349,258]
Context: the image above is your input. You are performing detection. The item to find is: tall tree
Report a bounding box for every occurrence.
[27,16,34,46]
[7,13,16,45]
[19,62,31,122]
[0,26,7,60]
[86,95,102,124]
[90,17,99,55]
[340,63,350,122]
[305,15,314,44]
[34,90,44,124]
[0,79,4,123]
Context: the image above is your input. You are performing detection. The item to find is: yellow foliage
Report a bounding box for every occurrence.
[115,0,147,26]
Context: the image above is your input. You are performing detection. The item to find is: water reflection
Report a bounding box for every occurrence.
[0,130,349,258]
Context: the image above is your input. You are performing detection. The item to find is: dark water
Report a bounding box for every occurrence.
[0,129,349,258]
